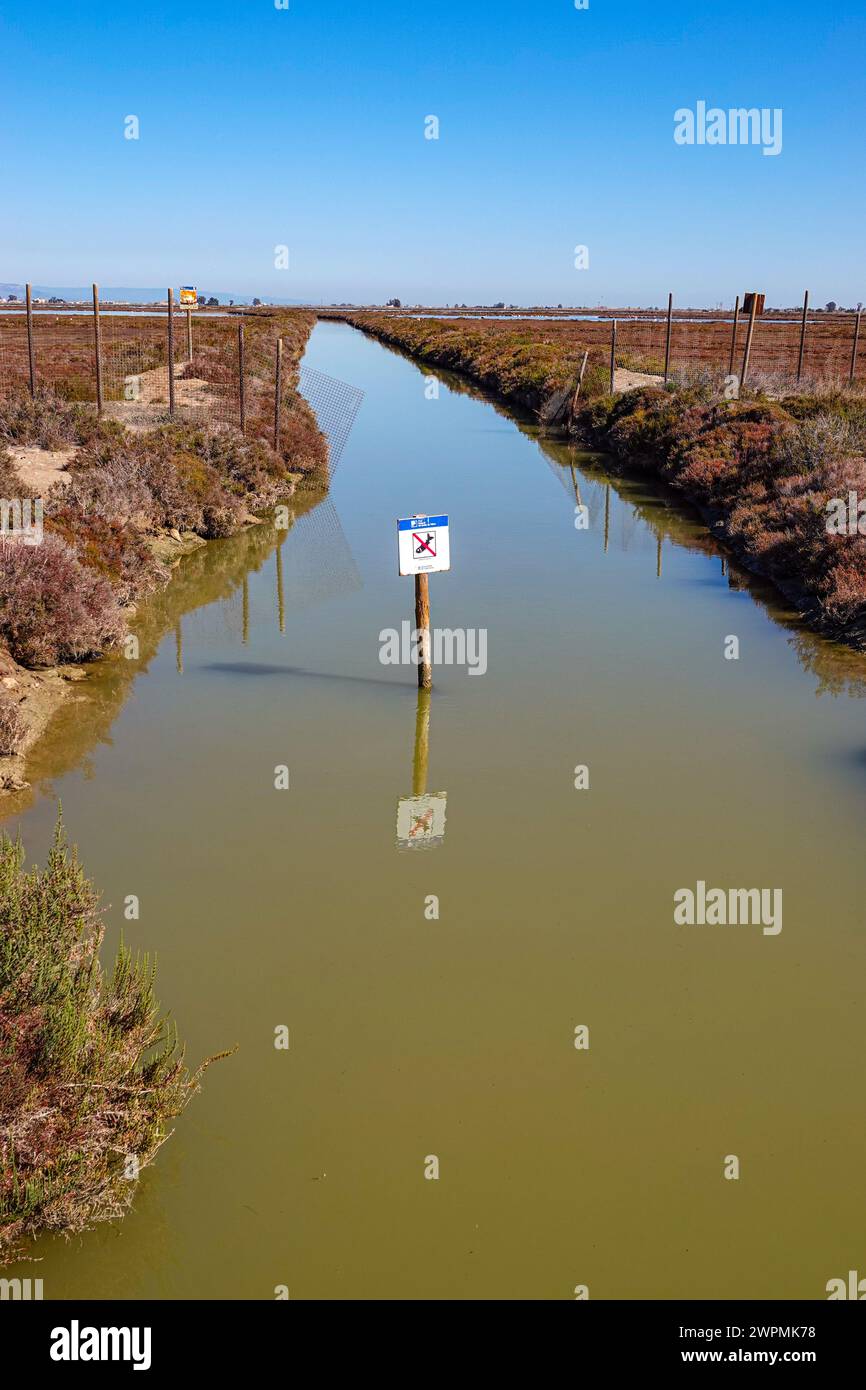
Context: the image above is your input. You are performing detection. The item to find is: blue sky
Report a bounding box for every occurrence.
[1,0,863,306]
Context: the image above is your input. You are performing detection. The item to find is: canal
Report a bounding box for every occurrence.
[6,318,866,1299]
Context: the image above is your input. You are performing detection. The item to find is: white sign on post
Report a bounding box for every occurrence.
[397,514,450,576]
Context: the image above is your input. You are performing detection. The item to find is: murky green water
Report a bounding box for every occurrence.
[6,321,866,1300]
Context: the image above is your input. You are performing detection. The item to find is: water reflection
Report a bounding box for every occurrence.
[395,688,447,848]
[1,484,362,824]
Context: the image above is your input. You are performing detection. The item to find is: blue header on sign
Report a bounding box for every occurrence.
[397,515,448,530]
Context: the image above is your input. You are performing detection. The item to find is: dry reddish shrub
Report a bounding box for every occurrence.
[0,389,122,450]
[0,535,124,666]
[0,692,24,756]
[0,449,22,497]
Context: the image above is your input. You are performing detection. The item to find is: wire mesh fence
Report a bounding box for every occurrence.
[0,297,366,484]
[2,295,864,430]
[613,309,865,391]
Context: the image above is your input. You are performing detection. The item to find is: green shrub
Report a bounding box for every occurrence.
[0,819,220,1264]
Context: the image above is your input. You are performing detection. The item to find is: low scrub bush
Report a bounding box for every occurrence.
[0,535,124,666]
[0,819,215,1263]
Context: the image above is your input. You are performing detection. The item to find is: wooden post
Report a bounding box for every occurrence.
[412,688,431,795]
[414,572,432,691]
[603,482,610,554]
[238,323,245,433]
[186,307,193,362]
[849,310,861,385]
[741,293,758,389]
[728,295,740,376]
[273,336,283,452]
[167,288,176,415]
[570,350,589,414]
[663,292,673,382]
[25,283,36,396]
[796,290,809,382]
[609,318,617,395]
[92,283,103,414]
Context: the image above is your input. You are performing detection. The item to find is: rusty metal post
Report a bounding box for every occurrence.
[609,318,617,394]
[92,283,103,414]
[728,295,740,376]
[167,288,176,415]
[849,310,861,385]
[238,323,246,432]
[663,292,673,382]
[25,283,36,396]
[741,293,758,389]
[273,336,283,452]
[796,290,809,382]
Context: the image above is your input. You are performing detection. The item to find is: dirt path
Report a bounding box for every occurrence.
[105,360,221,431]
[7,444,75,493]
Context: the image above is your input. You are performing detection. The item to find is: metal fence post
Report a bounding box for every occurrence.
[850,310,862,385]
[728,295,740,376]
[167,288,176,415]
[741,294,758,389]
[238,323,246,432]
[25,283,36,396]
[273,335,283,452]
[796,290,809,382]
[663,292,673,382]
[92,283,103,414]
[186,308,193,362]
[609,318,617,395]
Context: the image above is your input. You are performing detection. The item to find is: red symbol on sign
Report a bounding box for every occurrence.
[413,531,436,557]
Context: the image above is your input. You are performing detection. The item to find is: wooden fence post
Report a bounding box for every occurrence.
[238,323,246,433]
[796,290,809,382]
[850,310,862,385]
[186,308,193,362]
[92,283,103,414]
[25,283,36,397]
[741,294,758,389]
[415,572,432,691]
[273,336,283,452]
[728,295,740,376]
[167,288,176,415]
[609,319,617,395]
[663,292,673,382]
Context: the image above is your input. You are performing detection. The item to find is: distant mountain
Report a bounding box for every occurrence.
[0,283,306,306]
